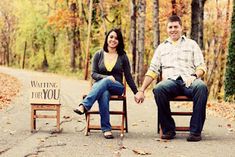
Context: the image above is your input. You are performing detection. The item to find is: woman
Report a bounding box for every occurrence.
[73,28,138,139]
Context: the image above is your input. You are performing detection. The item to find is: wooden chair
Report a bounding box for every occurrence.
[31,103,61,133]
[83,80,128,136]
[156,73,193,135]
[157,95,193,136]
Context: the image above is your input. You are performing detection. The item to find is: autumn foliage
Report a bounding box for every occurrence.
[0,73,20,109]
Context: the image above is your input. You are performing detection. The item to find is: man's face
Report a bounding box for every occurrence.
[167,21,182,41]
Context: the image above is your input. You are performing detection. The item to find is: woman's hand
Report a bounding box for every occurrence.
[134,91,145,104]
[107,76,116,82]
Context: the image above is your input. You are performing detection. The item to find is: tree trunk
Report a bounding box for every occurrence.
[42,46,49,71]
[84,0,93,80]
[6,42,10,66]
[22,41,27,69]
[191,0,206,50]
[130,0,137,75]
[70,3,77,71]
[136,0,146,85]
[99,0,107,34]
[171,0,177,15]
[70,31,76,71]
[216,0,231,99]
[77,0,83,70]
[51,34,56,55]
[153,0,160,50]
[77,29,82,70]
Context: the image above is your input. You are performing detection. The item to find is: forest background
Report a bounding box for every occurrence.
[0,0,234,102]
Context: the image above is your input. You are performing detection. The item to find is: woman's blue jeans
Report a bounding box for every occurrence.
[153,77,208,135]
[82,78,124,132]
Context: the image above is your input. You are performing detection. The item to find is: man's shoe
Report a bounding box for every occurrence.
[187,134,202,142]
[161,131,176,140]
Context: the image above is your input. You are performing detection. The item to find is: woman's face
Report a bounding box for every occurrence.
[107,31,119,49]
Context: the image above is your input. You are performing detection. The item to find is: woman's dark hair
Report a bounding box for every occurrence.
[103,28,125,55]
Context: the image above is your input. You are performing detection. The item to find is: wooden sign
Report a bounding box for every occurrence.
[30,77,61,104]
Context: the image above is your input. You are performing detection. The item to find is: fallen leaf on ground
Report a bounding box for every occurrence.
[132,149,151,155]
[63,115,70,119]
[9,130,16,135]
[113,151,121,157]
[154,138,170,142]
[132,123,138,126]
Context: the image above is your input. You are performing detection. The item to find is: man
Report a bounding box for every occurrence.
[135,15,208,142]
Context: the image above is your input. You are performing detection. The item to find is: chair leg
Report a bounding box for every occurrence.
[157,110,160,133]
[31,106,36,132]
[159,125,163,137]
[56,105,60,132]
[85,113,90,136]
[121,112,124,135]
[124,99,128,133]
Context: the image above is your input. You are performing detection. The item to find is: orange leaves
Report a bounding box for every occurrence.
[47,9,70,30]
[0,73,20,109]
[47,7,80,31]
[181,101,235,121]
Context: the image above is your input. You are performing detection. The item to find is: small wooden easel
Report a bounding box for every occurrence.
[30,77,61,133]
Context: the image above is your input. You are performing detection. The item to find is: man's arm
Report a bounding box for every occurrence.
[135,45,161,103]
[140,75,154,92]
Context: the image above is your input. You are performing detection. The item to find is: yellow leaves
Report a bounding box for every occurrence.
[57,0,65,4]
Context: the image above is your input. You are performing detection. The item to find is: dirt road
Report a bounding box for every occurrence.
[0,66,235,157]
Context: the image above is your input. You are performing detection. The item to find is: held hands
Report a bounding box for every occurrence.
[185,76,196,88]
[134,91,145,104]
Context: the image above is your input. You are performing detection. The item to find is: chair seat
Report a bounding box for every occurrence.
[83,94,126,100]
[171,95,192,101]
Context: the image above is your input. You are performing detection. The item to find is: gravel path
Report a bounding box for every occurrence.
[0,66,235,157]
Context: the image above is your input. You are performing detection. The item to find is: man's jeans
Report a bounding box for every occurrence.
[153,77,208,135]
[82,78,124,132]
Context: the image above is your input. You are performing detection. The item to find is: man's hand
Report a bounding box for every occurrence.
[185,76,196,88]
[134,91,145,104]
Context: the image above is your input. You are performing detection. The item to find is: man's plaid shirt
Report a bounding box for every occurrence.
[146,36,206,82]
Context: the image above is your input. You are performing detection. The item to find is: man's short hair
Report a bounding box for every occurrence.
[167,15,182,26]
